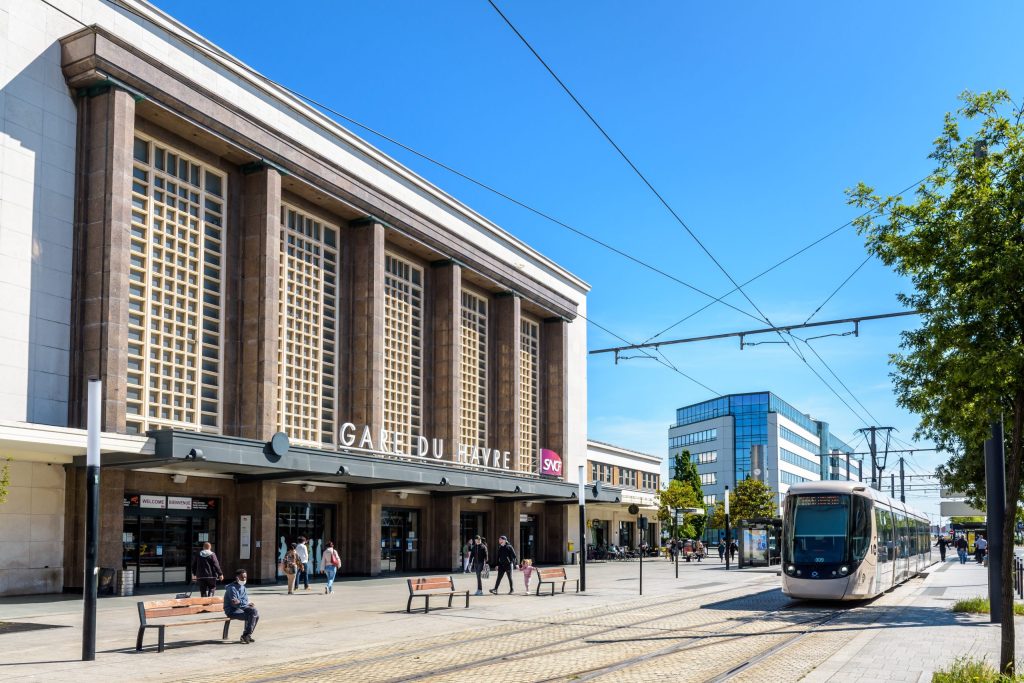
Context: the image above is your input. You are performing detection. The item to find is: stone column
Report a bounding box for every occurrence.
[494,499,521,557]
[541,503,568,565]
[349,220,385,435]
[493,294,521,468]
[236,480,278,583]
[345,488,381,575]
[430,494,461,570]
[238,168,282,440]
[430,261,461,462]
[71,87,135,431]
[542,318,569,479]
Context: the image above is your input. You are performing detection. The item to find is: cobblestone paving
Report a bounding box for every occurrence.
[174,573,937,683]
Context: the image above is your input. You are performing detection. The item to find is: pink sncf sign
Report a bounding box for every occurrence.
[540,449,563,478]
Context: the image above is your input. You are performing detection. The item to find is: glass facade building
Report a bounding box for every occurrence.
[668,392,862,537]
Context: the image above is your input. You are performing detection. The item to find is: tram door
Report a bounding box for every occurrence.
[874,506,894,592]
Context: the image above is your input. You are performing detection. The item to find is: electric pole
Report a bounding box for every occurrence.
[899,457,906,503]
[856,427,896,491]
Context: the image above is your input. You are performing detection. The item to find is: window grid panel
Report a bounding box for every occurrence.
[459,290,488,450]
[518,317,540,473]
[383,253,423,444]
[277,205,338,447]
[127,135,224,435]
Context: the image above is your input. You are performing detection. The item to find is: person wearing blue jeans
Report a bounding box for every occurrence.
[954,536,968,564]
[223,569,259,643]
[321,541,340,594]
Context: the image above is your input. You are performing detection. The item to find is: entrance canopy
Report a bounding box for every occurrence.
[80,429,622,504]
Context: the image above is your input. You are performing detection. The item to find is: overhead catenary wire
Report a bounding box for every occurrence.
[804,255,873,325]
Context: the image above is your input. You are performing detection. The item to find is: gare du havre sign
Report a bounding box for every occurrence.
[337,422,563,478]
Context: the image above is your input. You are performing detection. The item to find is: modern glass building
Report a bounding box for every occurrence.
[668,392,861,529]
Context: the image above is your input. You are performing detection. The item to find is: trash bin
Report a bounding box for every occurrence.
[116,569,135,596]
[98,568,117,595]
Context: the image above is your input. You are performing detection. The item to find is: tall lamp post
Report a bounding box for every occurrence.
[83,378,101,661]
[724,486,731,571]
[578,464,586,592]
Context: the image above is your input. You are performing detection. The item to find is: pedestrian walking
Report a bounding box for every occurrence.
[462,537,473,573]
[718,539,726,562]
[489,535,517,595]
[295,536,311,590]
[955,535,968,564]
[520,559,535,594]
[470,535,488,596]
[282,542,300,594]
[975,534,988,564]
[934,536,949,562]
[695,540,705,562]
[191,541,223,597]
[321,541,341,594]
[729,540,738,561]
[223,569,259,644]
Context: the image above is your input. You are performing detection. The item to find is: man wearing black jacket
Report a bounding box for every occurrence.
[470,536,488,596]
[192,542,223,597]
[489,535,517,595]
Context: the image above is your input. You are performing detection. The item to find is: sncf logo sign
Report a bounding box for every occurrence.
[540,449,563,478]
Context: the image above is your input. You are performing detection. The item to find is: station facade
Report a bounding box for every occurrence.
[0,0,613,596]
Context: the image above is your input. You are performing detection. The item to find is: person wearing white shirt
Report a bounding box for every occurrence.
[295,536,311,589]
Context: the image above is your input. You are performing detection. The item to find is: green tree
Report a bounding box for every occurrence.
[708,479,777,529]
[846,90,1024,675]
[0,459,9,505]
[655,479,700,539]
[672,450,706,538]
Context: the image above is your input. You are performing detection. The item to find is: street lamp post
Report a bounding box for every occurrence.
[83,378,101,661]
[724,486,731,571]
[578,464,586,592]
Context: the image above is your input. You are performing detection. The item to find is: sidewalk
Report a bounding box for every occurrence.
[0,558,770,682]
[805,556,1023,682]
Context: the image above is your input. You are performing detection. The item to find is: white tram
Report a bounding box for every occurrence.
[781,481,933,600]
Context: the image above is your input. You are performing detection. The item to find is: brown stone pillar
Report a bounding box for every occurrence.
[430,494,461,571]
[494,499,521,556]
[70,87,135,431]
[349,220,385,434]
[236,481,278,583]
[493,294,521,468]
[63,466,84,588]
[542,318,569,479]
[238,168,282,440]
[345,488,381,575]
[430,262,461,462]
[98,469,125,570]
[542,503,568,565]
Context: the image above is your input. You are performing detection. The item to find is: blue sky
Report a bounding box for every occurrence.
[152,1,1024,521]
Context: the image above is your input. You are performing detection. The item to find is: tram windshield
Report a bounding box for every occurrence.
[784,493,873,565]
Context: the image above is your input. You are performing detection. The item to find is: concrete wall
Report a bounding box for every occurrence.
[0,0,79,426]
[0,460,65,595]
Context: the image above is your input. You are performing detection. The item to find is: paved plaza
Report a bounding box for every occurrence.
[0,556,1018,682]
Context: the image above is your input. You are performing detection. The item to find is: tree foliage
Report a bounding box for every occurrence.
[655,479,699,538]
[846,90,1024,675]
[708,479,777,528]
[672,450,705,538]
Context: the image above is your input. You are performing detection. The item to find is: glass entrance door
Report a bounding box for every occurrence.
[381,508,419,573]
[275,502,336,579]
[128,511,219,585]
[520,514,538,562]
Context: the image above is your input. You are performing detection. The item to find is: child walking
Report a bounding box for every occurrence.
[521,559,536,594]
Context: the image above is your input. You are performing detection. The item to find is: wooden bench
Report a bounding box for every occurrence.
[406,575,470,614]
[536,567,580,596]
[136,596,232,652]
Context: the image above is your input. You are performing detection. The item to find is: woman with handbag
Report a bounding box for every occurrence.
[282,542,300,594]
[321,541,341,594]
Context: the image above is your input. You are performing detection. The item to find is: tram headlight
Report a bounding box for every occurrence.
[786,564,796,574]
[840,565,849,575]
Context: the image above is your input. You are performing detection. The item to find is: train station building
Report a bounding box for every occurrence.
[0,0,615,596]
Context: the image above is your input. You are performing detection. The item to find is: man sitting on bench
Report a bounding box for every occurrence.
[224,569,259,644]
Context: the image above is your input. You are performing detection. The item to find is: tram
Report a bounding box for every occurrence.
[781,481,933,600]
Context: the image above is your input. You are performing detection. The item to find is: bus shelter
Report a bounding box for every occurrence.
[738,518,782,568]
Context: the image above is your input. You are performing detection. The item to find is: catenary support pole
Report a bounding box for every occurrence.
[891,473,895,497]
[83,378,101,661]
[724,486,731,571]
[985,420,1005,624]
[578,465,586,592]
[899,457,906,503]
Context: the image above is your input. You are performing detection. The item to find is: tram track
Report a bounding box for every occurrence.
[231,580,770,683]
